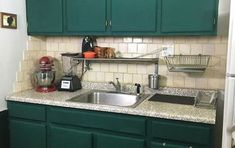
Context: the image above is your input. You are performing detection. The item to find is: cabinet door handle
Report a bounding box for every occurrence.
[105,20,108,27]
[109,20,112,26]
[162,142,166,146]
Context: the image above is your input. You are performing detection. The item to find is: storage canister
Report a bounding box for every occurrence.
[148,74,159,89]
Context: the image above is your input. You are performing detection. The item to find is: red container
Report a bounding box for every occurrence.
[83,51,96,58]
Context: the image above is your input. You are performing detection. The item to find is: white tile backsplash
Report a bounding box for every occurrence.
[14,35,228,92]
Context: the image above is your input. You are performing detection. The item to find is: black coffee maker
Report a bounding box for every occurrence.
[82,36,97,53]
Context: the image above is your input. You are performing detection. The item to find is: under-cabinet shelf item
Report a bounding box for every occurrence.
[73,57,159,64]
[164,55,210,73]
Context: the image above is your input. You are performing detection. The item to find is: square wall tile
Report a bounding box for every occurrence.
[133,37,143,43]
[143,37,153,43]
[137,65,147,74]
[133,74,143,84]
[118,43,128,53]
[128,44,137,53]
[215,44,227,56]
[124,74,133,83]
[127,64,137,73]
[118,64,128,73]
[123,37,133,43]
[105,73,114,82]
[138,44,147,53]
[109,64,118,72]
[96,72,105,82]
[100,63,109,72]
[203,44,215,55]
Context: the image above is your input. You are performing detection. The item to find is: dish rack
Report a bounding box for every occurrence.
[164,54,210,72]
[194,91,217,109]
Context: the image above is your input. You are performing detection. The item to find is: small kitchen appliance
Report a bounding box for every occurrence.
[58,53,82,92]
[34,56,56,93]
[82,36,96,53]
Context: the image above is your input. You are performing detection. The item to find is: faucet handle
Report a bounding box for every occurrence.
[135,83,141,95]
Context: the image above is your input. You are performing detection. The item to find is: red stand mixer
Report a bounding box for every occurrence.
[34,56,56,93]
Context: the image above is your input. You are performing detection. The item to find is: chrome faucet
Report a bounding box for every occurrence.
[109,78,121,92]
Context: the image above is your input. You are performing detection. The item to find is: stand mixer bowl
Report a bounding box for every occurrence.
[35,71,55,87]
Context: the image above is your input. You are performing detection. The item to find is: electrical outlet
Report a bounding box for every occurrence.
[161,45,174,57]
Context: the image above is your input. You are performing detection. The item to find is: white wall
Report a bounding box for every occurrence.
[218,0,230,35]
[0,0,27,111]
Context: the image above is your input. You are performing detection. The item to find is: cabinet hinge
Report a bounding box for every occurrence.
[213,18,216,25]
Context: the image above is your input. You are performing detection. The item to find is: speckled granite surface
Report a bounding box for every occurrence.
[6,82,216,124]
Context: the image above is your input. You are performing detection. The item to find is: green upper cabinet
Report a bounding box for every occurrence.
[26,0,218,35]
[26,0,63,34]
[65,0,107,33]
[110,0,157,32]
[160,0,217,34]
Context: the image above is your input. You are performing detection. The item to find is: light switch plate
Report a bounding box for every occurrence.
[161,45,174,57]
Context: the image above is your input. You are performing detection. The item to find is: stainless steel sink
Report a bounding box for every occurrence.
[67,90,149,107]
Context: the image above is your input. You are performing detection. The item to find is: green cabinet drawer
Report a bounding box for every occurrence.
[10,119,46,148]
[8,102,46,121]
[48,125,92,148]
[151,119,213,146]
[48,107,146,136]
[95,133,145,148]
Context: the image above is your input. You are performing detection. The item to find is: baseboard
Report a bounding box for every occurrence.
[0,110,9,148]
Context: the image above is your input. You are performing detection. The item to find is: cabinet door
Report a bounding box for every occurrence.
[10,119,46,148]
[65,0,106,32]
[95,133,145,148]
[110,0,157,32]
[48,125,92,148]
[160,0,216,33]
[26,0,63,33]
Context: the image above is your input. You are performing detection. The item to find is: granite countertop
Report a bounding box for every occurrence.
[6,83,216,124]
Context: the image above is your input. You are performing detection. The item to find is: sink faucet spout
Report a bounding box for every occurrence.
[109,78,121,92]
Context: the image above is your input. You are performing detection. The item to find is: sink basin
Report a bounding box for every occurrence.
[67,90,149,107]
[148,93,195,105]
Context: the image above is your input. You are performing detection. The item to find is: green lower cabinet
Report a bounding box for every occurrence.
[9,119,46,148]
[8,102,214,148]
[48,125,92,148]
[95,133,145,148]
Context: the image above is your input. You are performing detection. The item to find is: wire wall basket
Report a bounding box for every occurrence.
[164,54,211,72]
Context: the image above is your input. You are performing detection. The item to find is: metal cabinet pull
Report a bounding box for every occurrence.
[189,146,193,148]
[162,142,166,146]
[109,20,112,26]
[105,20,108,27]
